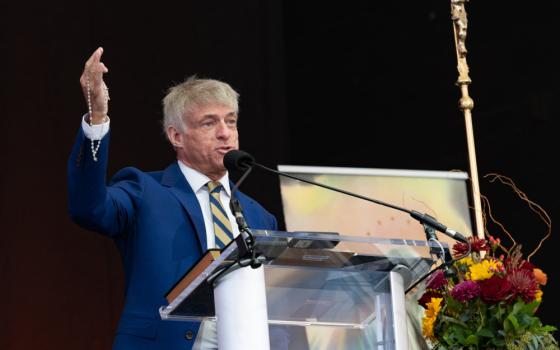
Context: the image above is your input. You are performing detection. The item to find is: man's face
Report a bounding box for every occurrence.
[175,103,239,180]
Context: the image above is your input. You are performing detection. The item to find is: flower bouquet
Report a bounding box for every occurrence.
[419,235,558,350]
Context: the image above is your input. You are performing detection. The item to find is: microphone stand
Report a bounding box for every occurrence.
[229,166,262,269]
[206,167,263,285]
[405,240,468,294]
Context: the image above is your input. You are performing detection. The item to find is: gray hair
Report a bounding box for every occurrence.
[162,76,239,137]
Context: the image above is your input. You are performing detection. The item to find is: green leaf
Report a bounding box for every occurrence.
[446,297,464,315]
[477,328,494,338]
[518,312,537,329]
[454,327,466,343]
[533,335,544,349]
[486,316,499,334]
[464,334,479,345]
[491,337,506,347]
[440,315,469,329]
[506,313,520,331]
[512,299,526,314]
[521,300,540,315]
[445,326,466,344]
[503,320,512,334]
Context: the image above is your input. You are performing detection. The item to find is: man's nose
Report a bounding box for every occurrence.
[216,120,232,139]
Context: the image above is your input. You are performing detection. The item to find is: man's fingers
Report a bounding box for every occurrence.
[92,47,104,64]
[89,64,108,84]
[84,47,100,69]
[80,47,109,104]
[100,62,109,73]
[81,48,108,86]
[83,47,105,72]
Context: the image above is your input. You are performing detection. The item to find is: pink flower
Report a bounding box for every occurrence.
[451,281,481,302]
[488,235,501,251]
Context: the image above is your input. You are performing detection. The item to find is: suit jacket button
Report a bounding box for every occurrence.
[185,330,193,340]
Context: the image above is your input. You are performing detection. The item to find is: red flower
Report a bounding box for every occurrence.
[453,236,490,257]
[479,275,512,303]
[507,269,539,303]
[425,269,448,290]
[418,290,444,308]
[518,260,535,271]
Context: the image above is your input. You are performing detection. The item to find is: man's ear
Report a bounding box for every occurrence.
[166,125,182,148]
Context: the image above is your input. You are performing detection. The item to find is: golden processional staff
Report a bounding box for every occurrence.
[450,0,484,238]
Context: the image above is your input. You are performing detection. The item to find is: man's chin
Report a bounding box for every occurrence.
[211,160,227,173]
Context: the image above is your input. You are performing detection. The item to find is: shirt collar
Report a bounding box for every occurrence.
[177,160,231,196]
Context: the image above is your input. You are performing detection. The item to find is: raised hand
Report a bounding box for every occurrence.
[79,47,110,124]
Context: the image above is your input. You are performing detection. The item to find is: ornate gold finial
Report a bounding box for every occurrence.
[451,0,469,57]
[451,0,472,86]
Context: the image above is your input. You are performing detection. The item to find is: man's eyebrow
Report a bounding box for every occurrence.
[200,111,237,119]
[200,114,218,119]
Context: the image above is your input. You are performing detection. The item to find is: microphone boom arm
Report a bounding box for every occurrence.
[251,162,468,243]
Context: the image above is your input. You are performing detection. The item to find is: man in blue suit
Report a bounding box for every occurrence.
[68,47,277,349]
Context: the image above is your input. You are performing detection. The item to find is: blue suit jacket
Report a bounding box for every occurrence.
[67,128,277,349]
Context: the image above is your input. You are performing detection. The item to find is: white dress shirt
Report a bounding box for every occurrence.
[177,161,240,248]
[82,114,110,140]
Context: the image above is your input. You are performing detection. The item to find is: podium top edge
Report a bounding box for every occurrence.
[252,229,450,249]
[276,165,469,180]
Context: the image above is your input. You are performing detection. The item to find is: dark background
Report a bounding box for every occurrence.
[1,1,558,348]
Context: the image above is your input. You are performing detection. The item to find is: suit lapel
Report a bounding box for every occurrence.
[161,162,207,252]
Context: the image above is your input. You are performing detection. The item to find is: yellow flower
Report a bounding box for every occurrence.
[422,297,443,339]
[422,316,436,339]
[468,259,502,281]
[458,256,473,266]
[535,289,543,302]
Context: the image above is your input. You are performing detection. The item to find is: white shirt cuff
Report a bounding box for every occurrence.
[82,113,110,140]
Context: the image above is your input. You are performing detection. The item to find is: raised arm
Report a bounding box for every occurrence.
[68,48,140,237]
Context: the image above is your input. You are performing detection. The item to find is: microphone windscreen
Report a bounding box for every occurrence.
[224,150,255,171]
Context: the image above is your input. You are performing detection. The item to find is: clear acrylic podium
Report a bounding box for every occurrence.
[159,230,442,349]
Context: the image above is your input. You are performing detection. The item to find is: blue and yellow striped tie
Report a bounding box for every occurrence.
[207,181,234,249]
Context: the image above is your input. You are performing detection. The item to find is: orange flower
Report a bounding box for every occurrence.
[533,268,547,285]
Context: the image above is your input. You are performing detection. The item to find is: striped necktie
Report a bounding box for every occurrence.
[207,181,234,249]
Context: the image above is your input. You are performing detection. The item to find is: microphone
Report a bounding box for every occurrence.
[409,211,469,243]
[223,149,254,227]
[223,150,469,244]
[224,150,254,196]
[224,150,254,171]
[230,198,249,231]
[223,149,254,257]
